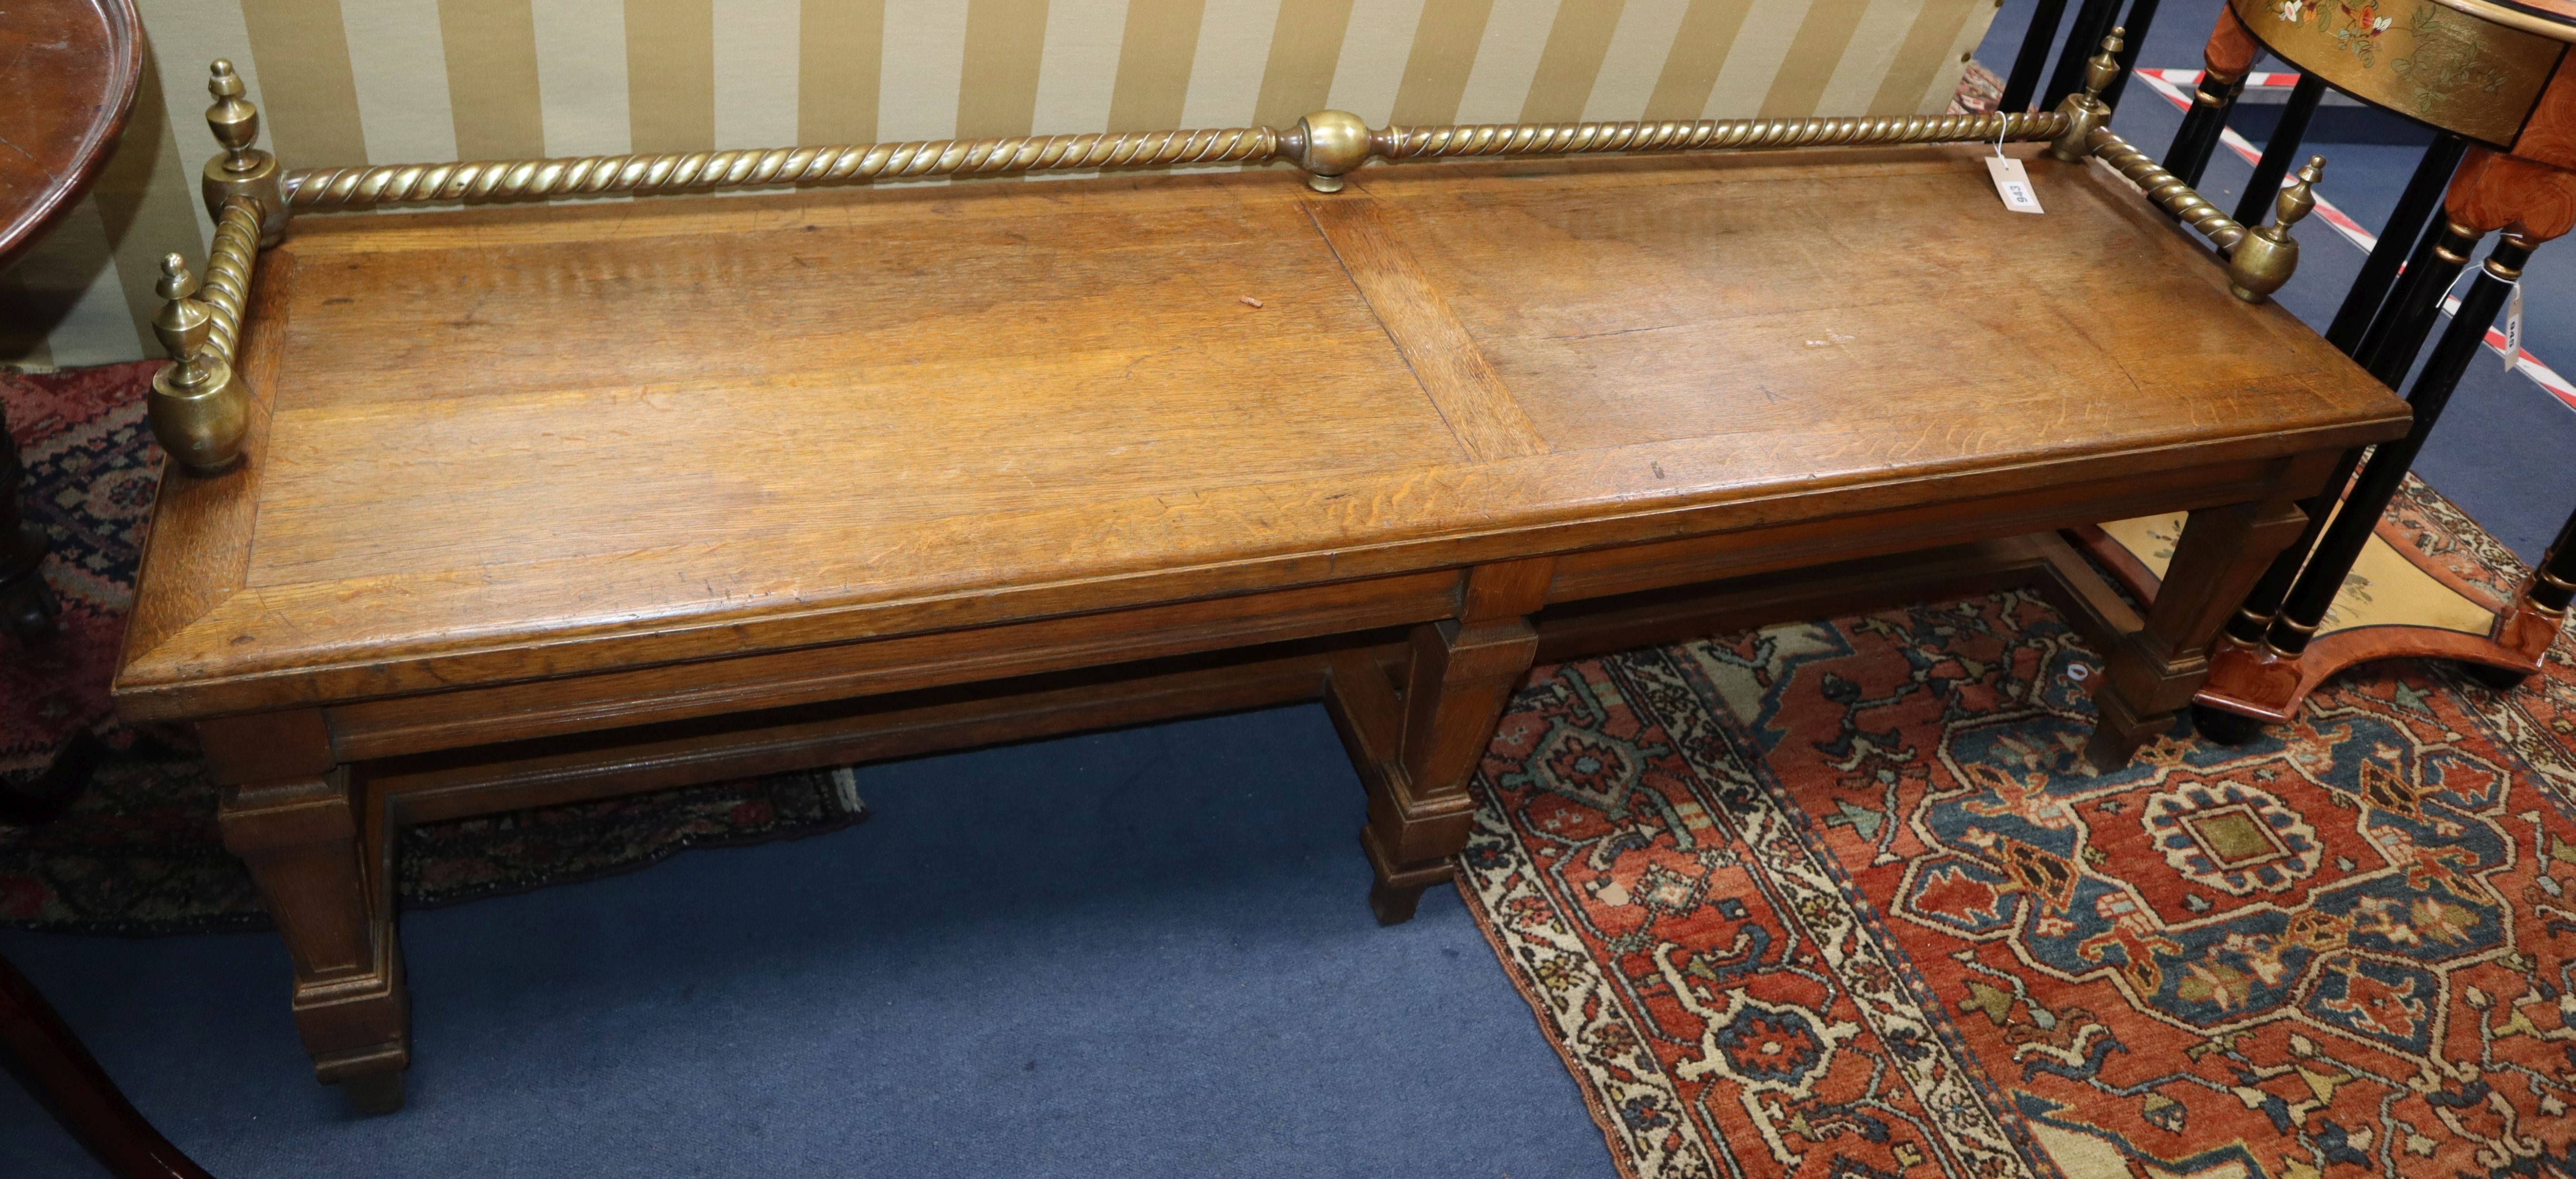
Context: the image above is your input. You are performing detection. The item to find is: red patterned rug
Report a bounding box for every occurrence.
[1460,478,2576,1179]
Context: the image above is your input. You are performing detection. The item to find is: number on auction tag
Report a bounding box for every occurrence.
[1985,157,2043,214]
[2505,282,2524,373]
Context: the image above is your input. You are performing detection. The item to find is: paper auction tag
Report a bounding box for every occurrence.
[2505,281,2524,373]
[1985,156,2042,214]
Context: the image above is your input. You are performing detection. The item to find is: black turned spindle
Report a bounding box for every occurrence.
[2231,74,2327,227]
[2222,446,2368,645]
[2353,216,2458,371]
[2263,234,2535,658]
[2045,0,2126,110]
[2099,0,2161,110]
[2532,503,2576,615]
[2002,0,2073,111]
[2325,134,2468,356]
[2357,220,2486,388]
[2163,73,2243,189]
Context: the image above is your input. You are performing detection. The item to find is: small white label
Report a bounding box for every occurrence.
[1985,156,2043,214]
[2505,281,2524,373]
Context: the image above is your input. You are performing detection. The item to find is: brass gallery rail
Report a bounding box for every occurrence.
[148,32,2314,479]
[278,110,2074,207]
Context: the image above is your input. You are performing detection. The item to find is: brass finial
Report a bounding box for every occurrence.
[2083,28,2126,100]
[148,253,248,475]
[199,59,288,243]
[2047,30,2126,162]
[152,255,212,371]
[206,60,261,174]
[2224,154,2324,302]
[1293,110,1374,193]
[2275,155,2324,230]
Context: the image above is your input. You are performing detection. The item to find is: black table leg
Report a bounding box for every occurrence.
[2232,74,2326,227]
[0,400,55,643]
[2098,0,2160,111]
[2465,503,2576,688]
[2326,134,2468,356]
[2163,72,2243,189]
[2001,0,2072,111]
[2044,0,2125,111]
[2356,219,2486,387]
[0,953,217,1179]
[2262,233,2535,660]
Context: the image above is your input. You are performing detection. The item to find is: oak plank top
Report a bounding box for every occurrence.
[116,145,2411,718]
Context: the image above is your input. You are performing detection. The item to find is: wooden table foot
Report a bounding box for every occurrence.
[1361,850,1453,927]
[339,1069,405,1117]
[1324,560,1549,924]
[2087,495,2311,772]
[212,733,411,1111]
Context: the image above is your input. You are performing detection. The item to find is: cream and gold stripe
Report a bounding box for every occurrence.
[798,0,883,144]
[346,0,460,163]
[535,0,635,157]
[1033,0,1129,134]
[7,0,1995,368]
[1583,0,1689,121]
[712,0,800,149]
[440,0,548,161]
[1452,0,1550,125]
[1324,0,1429,122]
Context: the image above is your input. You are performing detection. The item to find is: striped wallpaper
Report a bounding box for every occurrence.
[0,0,1997,368]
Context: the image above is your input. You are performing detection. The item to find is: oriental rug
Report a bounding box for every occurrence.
[1458,487,2576,1179]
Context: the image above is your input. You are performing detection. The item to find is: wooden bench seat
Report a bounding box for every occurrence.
[116,139,2409,1111]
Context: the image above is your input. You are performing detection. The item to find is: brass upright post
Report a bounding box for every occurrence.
[2225,156,2324,302]
[2053,29,2324,303]
[2046,27,2124,162]
[148,255,250,476]
[202,60,287,244]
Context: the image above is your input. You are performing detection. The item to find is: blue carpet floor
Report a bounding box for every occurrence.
[1,708,1606,1177]
[9,8,2575,1175]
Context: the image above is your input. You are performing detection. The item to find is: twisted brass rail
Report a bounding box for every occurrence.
[199,198,262,365]
[1382,112,2067,158]
[2084,126,2247,252]
[279,111,2073,209]
[282,128,1283,209]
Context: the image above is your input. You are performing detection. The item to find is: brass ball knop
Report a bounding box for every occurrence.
[2225,155,2318,303]
[1294,110,1374,193]
[147,247,245,474]
[154,252,197,302]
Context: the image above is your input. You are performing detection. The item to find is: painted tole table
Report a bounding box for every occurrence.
[114,48,2408,1111]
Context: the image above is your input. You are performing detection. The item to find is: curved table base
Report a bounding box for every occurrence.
[2075,517,2566,731]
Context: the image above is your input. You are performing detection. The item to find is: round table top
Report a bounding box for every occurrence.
[0,0,145,273]
[2437,0,2576,41]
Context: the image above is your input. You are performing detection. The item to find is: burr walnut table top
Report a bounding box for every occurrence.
[0,0,142,273]
[113,145,2408,726]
